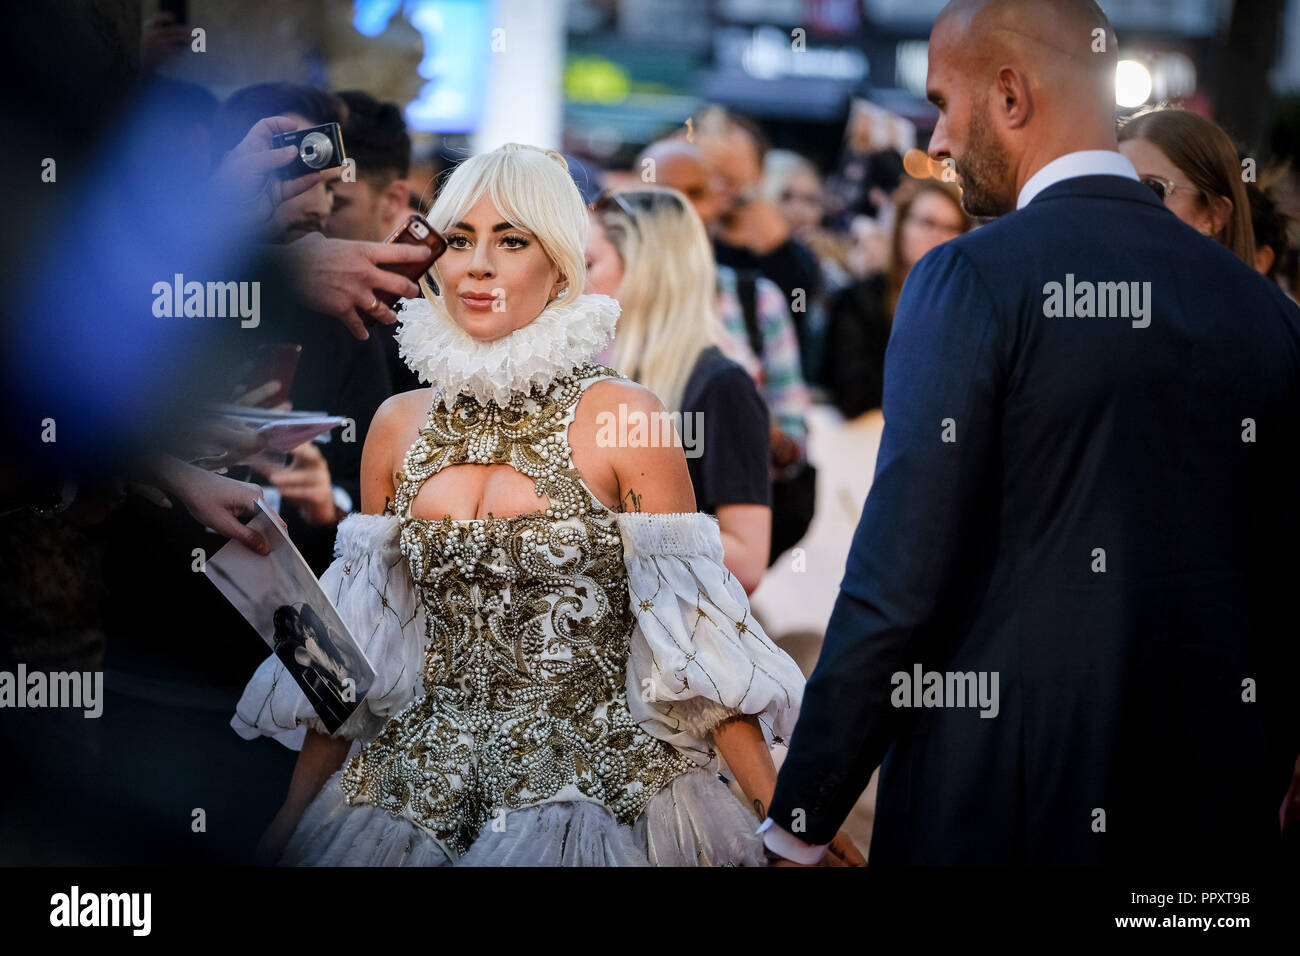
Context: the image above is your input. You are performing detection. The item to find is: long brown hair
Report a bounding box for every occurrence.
[886,179,972,315]
[1118,107,1256,266]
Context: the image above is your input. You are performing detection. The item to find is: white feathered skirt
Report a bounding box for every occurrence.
[278,767,767,866]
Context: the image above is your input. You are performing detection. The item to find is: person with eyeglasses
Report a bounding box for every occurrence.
[824,179,972,419]
[1118,106,1257,266]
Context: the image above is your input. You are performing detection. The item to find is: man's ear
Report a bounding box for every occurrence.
[380,178,411,225]
[995,66,1033,129]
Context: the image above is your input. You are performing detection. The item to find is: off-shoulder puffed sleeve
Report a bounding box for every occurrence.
[231,513,427,751]
[618,511,803,765]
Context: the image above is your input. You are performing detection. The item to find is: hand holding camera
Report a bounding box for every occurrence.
[212,116,341,227]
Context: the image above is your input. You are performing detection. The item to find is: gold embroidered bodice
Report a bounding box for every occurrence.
[338,362,697,857]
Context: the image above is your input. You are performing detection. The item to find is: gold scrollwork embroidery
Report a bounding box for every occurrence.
[340,364,696,856]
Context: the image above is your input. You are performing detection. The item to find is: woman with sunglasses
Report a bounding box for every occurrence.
[586,187,776,598]
[1118,106,1256,266]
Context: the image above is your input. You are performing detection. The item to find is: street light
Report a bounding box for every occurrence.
[1115,59,1153,109]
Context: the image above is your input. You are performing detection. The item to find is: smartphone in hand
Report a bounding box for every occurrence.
[359,214,448,327]
[234,344,302,408]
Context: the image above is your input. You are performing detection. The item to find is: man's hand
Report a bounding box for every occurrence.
[263,441,338,526]
[825,829,867,866]
[764,827,865,867]
[211,116,331,228]
[272,233,426,339]
[173,419,268,469]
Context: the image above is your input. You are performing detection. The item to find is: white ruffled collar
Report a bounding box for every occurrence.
[393,292,621,409]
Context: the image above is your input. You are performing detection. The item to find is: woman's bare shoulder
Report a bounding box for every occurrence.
[569,377,666,454]
[374,387,435,435]
[575,377,665,420]
[366,387,434,471]
[570,376,695,512]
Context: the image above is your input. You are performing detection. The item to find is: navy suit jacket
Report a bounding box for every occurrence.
[768,175,1300,865]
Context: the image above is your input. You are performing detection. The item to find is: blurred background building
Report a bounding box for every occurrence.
[133,0,1299,196]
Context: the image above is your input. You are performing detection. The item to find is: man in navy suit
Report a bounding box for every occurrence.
[760,0,1300,866]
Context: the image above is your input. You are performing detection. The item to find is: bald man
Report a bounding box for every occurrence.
[642,129,823,329]
[762,0,1300,866]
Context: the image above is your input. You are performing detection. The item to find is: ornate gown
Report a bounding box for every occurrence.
[233,360,805,866]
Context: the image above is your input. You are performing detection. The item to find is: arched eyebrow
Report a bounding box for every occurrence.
[450,220,529,234]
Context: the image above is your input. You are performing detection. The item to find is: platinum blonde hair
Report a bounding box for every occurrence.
[418,143,588,311]
[594,186,719,413]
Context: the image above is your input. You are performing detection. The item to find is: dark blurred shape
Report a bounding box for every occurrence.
[564,152,606,205]
[1247,180,1298,291]
[338,90,411,181]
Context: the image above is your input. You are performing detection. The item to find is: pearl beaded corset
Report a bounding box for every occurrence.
[339,363,697,856]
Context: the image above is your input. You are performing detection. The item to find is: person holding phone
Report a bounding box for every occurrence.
[210,83,396,571]
[326,90,426,395]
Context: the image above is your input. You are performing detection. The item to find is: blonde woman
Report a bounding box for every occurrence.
[585,187,774,595]
[232,144,861,866]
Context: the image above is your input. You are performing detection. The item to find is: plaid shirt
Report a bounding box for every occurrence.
[715,264,811,450]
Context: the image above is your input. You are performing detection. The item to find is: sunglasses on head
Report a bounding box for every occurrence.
[591,189,638,218]
[590,189,683,219]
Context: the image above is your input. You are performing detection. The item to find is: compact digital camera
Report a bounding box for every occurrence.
[270,122,347,178]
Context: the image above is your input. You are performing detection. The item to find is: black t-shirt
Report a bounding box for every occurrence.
[824,273,892,418]
[679,346,771,514]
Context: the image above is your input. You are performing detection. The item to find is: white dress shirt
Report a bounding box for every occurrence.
[756,815,829,864]
[1017,149,1139,209]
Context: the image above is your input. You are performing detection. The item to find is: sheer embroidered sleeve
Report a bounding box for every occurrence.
[616,511,803,763]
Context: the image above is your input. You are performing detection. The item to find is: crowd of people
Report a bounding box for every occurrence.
[3,0,1298,869]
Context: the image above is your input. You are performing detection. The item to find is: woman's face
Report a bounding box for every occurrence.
[1119,137,1220,238]
[777,167,824,237]
[439,195,563,342]
[900,190,965,270]
[583,217,625,298]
